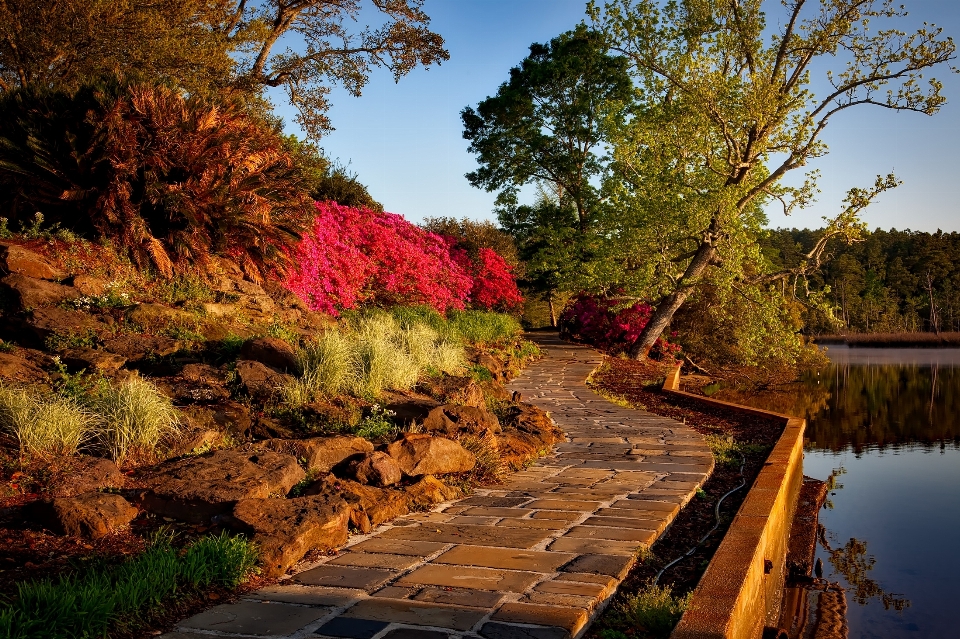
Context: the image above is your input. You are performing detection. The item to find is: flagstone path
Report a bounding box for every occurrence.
[165,334,713,639]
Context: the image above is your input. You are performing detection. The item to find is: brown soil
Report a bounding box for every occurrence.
[585,356,785,637]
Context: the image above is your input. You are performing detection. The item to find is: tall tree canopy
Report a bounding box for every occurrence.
[462,25,632,230]
[0,0,448,140]
[590,0,956,359]
[461,25,633,309]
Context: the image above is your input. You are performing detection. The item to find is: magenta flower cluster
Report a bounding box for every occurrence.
[284,202,523,315]
[558,293,681,358]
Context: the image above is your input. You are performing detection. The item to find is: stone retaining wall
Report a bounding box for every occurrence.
[663,366,806,639]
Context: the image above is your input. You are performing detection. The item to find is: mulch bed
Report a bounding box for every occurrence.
[585,356,786,636]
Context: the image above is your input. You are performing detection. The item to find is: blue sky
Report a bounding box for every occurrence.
[272,0,960,233]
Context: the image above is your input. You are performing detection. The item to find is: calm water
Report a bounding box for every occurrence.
[714,347,960,638]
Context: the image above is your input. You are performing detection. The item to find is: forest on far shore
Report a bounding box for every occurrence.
[764,228,960,335]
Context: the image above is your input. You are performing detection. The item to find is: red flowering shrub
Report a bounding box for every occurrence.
[558,293,681,359]
[448,243,524,312]
[285,202,472,315]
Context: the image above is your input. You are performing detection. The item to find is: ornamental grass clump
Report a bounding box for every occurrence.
[287,312,467,402]
[0,384,95,458]
[446,310,522,347]
[92,377,181,465]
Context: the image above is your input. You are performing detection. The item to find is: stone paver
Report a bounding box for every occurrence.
[166,335,712,639]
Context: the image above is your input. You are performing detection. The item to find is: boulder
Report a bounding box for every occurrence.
[52,492,138,538]
[343,451,402,487]
[138,450,305,523]
[0,243,64,280]
[310,477,410,528]
[172,364,230,404]
[201,302,237,317]
[103,335,182,361]
[49,456,125,498]
[418,375,486,408]
[421,404,501,437]
[381,390,440,425]
[405,475,461,509]
[2,274,78,310]
[235,360,294,398]
[126,303,192,329]
[212,401,253,436]
[261,436,373,473]
[70,275,109,296]
[231,492,351,578]
[0,352,48,384]
[239,337,299,373]
[386,434,476,477]
[26,307,107,342]
[476,353,506,380]
[61,348,127,373]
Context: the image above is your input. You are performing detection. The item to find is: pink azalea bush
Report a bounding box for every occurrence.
[447,243,524,312]
[285,202,522,316]
[558,293,681,359]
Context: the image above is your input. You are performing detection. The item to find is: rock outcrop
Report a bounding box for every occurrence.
[343,451,402,487]
[239,337,299,373]
[52,492,138,538]
[386,434,476,477]
[139,450,305,523]
[421,404,501,436]
[232,492,351,577]
[261,436,373,473]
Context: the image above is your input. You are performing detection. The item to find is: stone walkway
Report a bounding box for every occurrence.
[166,335,713,639]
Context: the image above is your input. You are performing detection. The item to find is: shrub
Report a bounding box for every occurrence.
[285,202,473,315]
[0,81,313,281]
[448,242,523,312]
[92,377,181,464]
[610,583,691,638]
[0,385,95,458]
[447,310,522,347]
[559,293,681,359]
[0,532,258,639]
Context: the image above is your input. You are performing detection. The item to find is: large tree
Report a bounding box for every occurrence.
[462,25,632,232]
[590,0,956,359]
[461,25,633,306]
[0,0,448,140]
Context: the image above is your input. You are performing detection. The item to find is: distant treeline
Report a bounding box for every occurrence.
[763,228,960,334]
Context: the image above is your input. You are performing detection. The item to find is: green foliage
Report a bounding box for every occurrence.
[91,377,181,465]
[154,276,214,307]
[0,384,95,458]
[764,227,960,335]
[606,583,691,639]
[354,404,398,441]
[0,81,313,280]
[463,26,633,301]
[704,434,768,468]
[587,0,954,357]
[445,310,522,348]
[0,531,258,639]
[459,432,506,485]
[311,160,384,212]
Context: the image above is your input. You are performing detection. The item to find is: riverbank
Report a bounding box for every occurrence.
[814,332,960,348]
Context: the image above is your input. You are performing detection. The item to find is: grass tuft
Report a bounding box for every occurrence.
[92,377,181,465]
[609,583,691,638]
[0,384,95,457]
[0,532,258,639]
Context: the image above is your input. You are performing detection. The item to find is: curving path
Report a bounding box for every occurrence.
[166,335,713,639]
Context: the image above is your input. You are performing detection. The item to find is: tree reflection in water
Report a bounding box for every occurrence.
[713,362,960,452]
[820,534,910,611]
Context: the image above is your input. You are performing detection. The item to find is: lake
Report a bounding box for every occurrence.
[713,347,960,638]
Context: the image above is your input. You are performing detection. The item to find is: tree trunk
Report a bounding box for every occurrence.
[548,294,557,327]
[628,230,719,360]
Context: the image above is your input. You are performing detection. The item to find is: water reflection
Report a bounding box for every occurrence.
[712,358,960,453]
